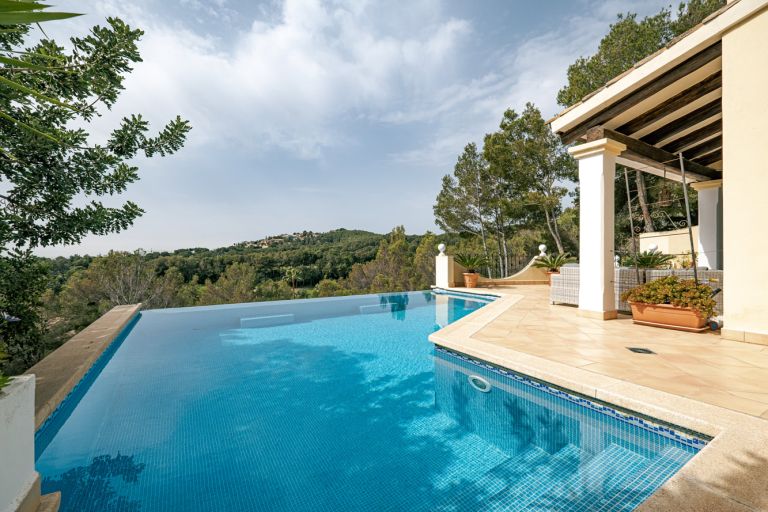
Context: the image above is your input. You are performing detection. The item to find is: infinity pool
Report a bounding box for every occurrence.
[35,291,703,511]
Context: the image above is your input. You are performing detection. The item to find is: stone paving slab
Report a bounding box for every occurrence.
[25,304,141,429]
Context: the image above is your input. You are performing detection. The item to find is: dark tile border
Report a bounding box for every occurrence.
[436,346,710,450]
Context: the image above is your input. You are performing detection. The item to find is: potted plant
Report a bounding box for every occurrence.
[454,253,487,288]
[623,250,675,269]
[533,252,576,284]
[621,276,717,332]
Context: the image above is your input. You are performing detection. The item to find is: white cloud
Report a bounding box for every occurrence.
[387,0,672,168]
[69,0,472,159]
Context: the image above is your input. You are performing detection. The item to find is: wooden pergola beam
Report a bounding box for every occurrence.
[585,126,721,181]
[697,149,723,166]
[641,98,721,145]
[661,119,722,153]
[616,71,721,135]
[682,135,722,160]
[560,42,722,144]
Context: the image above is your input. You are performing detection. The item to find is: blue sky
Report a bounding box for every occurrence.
[38,0,672,256]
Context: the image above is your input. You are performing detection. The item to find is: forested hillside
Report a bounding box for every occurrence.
[37,228,452,364]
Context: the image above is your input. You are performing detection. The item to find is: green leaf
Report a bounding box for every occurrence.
[0,11,80,25]
[0,54,53,70]
[0,75,77,110]
[0,109,61,143]
[0,1,51,13]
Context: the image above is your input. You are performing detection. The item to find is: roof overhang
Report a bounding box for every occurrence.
[549,0,768,182]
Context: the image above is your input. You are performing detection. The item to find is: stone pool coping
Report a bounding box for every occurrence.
[430,287,768,511]
[25,304,142,430]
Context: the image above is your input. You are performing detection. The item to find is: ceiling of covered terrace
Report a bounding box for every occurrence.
[552,41,723,183]
[544,0,768,184]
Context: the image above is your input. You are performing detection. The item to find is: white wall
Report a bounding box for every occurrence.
[721,6,768,343]
[0,375,38,512]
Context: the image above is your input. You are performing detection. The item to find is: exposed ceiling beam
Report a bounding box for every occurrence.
[682,135,722,159]
[616,71,721,135]
[697,149,723,166]
[660,119,722,153]
[585,126,721,181]
[641,98,721,145]
[559,42,721,144]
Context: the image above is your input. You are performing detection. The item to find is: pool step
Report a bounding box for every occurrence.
[524,443,649,511]
[594,445,694,511]
[483,443,582,511]
[433,446,549,511]
[240,313,295,328]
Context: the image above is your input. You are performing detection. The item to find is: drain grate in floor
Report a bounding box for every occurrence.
[627,347,656,354]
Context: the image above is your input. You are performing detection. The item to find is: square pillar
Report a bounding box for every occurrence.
[435,253,455,288]
[568,138,626,320]
[690,179,722,270]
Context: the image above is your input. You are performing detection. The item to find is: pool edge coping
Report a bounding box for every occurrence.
[25,304,142,430]
[429,287,768,511]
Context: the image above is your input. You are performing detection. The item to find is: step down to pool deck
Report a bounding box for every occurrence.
[240,313,295,328]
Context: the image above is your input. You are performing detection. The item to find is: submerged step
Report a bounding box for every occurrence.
[525,443,649,511]
[596,445,694,511]
[485,444,582,511]
[434,446,550,511]
[359,304,391,314]
[240,313,295,328]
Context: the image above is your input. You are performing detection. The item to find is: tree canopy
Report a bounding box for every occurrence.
[435,103,577,277]
[0,19,190,249]
[0,17,190,374]
[557,0,725,107]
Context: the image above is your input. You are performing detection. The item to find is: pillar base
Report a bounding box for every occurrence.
[578,309,618,320]
[721,328,768,346]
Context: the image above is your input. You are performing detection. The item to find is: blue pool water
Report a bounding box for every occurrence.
[36,291,703,511]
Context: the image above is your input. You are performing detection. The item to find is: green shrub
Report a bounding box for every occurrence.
[533,252,576,272]
[454,253,488,274]
[621,276,717,318]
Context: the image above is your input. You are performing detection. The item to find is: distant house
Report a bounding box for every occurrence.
[548,0,768,343]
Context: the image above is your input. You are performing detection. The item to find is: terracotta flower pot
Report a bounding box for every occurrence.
[628,301,708,332]
[545,270,559,285]
[463,272,480,288]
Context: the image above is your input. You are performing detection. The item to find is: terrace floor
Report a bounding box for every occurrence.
[442,285,768,419]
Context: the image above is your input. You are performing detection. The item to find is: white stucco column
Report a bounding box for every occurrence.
[569,138,626,320]
[435,244,455,288]
[691,179,722,270]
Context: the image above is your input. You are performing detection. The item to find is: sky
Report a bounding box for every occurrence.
[36,0,673,257]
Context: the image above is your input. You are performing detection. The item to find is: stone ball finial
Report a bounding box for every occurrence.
[538,244,547,257]
[437,243,446,255]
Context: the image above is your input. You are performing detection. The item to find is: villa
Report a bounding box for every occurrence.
[2,1,768,511]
